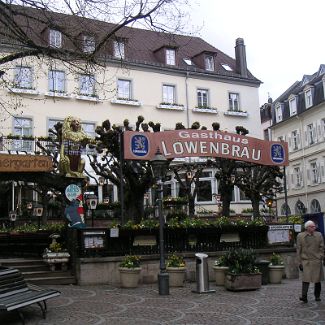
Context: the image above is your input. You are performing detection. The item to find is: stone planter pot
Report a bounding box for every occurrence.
[213,266,229,286]
[42,251,70,271]
[119,267,141,288]
[225,272,262,291]
[167,267,186,287]
[268,265,285,284]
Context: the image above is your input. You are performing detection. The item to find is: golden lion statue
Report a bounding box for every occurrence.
[58,116,91,178]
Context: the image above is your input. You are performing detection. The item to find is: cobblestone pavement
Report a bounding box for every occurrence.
[1,279,325,324]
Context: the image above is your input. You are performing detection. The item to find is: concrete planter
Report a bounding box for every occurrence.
[268,265,285,284]
[119,267,141,288]
[225,272,262,291]
[213,266,229,286]
[167,267,186,287]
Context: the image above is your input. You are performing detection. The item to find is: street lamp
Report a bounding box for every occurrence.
[33,204,44,229]
[26,202,33,224]
[85,194,98,227]
[150,147,169,295]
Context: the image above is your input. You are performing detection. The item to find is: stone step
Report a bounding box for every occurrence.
[27,276,76,285]
[0,258,44,266]
[23,270,71,279]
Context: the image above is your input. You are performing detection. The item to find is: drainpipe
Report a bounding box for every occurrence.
[185,71,190,128]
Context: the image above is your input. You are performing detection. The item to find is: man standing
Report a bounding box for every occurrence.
[297,220,324,302]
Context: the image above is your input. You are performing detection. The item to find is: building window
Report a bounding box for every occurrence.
[83,35,96,53]
[309,161,319,184]
[166,48,176,65]
[113,40,125,59]
[291,130,300,151]
[48,70,65,93]
[280,203,291,216]
[306,123,315,145]
[117,79,131,99]
[205,55,214,71]
[228,93,239,111]
[49,29,62,48]
[305,89,313,108]
[162,85,175,104]
[81,122,96,138]
[196,171,213,202]
[293,166,302,187]
[13,117,33,151]
[310,199,321,213]
[289,97,297,116]
[14,66,33,89]
[275,104,283,122]
[79,74,95,96]
[48,118,63,137]
[197,89,208,107]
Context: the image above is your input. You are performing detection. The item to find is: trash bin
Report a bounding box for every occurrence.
[192,253,215,293]
[255,259,270,285]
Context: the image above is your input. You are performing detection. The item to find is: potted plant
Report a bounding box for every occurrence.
[268,253,285,284]
[166,254,186,287]
[224,248,262,291]
[119,255,141,288]
[213,255,229,286]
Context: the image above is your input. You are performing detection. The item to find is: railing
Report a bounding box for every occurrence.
[76,225,270,258]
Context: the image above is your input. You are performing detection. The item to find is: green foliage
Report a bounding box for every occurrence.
[224,248,259,274]
[241,208,253,213]
[121,218,159,230]
[119,255,141,268]
[0,223,66,233]
[49,242,62,252]
[270,253,283,266]
[214,255,227,267]
[167,254,186,267]
[278,215,303,224]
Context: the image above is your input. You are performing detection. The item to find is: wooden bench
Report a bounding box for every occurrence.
[0,266,60,324]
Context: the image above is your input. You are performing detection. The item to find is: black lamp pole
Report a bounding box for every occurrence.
[150,148,169,295]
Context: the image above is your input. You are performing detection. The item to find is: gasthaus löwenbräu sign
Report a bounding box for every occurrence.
[123,130,288,166]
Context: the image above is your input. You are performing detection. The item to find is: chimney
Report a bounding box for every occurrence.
[235,38,248,78]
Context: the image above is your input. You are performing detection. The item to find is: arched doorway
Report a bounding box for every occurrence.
[310,199,321,213]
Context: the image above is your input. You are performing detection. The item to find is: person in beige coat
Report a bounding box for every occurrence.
[297,220,324,303]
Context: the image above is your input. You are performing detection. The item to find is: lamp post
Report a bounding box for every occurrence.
[33,204,44,229]
[26,202,33,224]
[86,194,98,227]
[150,148,169,295]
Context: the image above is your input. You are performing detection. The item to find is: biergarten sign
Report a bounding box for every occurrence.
[0,154,53,172]
[123,130,288,166]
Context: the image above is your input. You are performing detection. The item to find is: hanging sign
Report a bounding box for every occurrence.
[0,154,53,172]
[65,184,82,201]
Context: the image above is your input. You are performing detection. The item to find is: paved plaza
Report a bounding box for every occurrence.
[1,278,325,324]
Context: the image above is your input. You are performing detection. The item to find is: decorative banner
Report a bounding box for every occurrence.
[123,130,288,166]
[0,154,53,172]
[65,184,82,201]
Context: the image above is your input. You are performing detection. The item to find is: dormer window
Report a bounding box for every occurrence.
[83,35,96,53]
[49,29,62,48]
[305,88,313,108]
[205,55,214,71]
[113,40,125,59]
[289,96,297,116]
[166,48,176,65]
[275,103,283,122]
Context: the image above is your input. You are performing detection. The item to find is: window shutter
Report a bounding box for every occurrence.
[288,135,292,151]
[306,169,310,185]
[313,123,317,143]
[300,170,304,187]
[320,162,325,182]
[290,173,294,186]
[297,132,301,148]
[304,126,308,146]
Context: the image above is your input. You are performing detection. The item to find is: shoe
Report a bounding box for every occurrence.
[315,297,321,302]
[299,296,308,303]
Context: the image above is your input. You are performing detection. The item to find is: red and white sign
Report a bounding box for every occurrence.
[123,130,288,166]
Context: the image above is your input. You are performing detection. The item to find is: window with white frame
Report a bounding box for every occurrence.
[49,29,62,48]
[197,89,208,107]
[196,171,213,202]
[238,188,249,201]
[113,40,125,59]
[306,123,315,145]
[293,166,302,187]
[14,117,32,137]
[163,175,173,198]
[305,89,313,108]
[162,84,175,104]
[309,161,319,184]
[117,79,131,99]
[228,93,239,111]
[79,74,95,96]
[48,118,63,137]
[166,48,176,65]
[83,35,95,53]
[275,104,283,122]
[280,203,291,216]
[14,66,33,89]
[205,55,214,71]
[48,70,65,92]
[291,130,300,150]
[81,122,96,137]
[289,97,297,116]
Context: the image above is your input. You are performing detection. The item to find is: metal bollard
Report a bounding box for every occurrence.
[192,253,215,293]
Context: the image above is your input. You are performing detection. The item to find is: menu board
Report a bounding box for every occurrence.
[83,230,106,249]
[267,225,293,245]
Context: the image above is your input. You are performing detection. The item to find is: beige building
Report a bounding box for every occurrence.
[0,6,263,214]
[268,65,325,215]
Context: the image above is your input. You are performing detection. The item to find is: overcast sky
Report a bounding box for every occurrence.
[188,0,325,105]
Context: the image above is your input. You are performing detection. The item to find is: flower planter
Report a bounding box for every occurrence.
[119,267,141,288]
[268,265,285,284]
[42,251,70,271]
[225,272,262,291]
[213,266,229,286]
[167,267,186,287]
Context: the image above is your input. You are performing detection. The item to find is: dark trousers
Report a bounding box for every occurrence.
[302,282,321,298]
